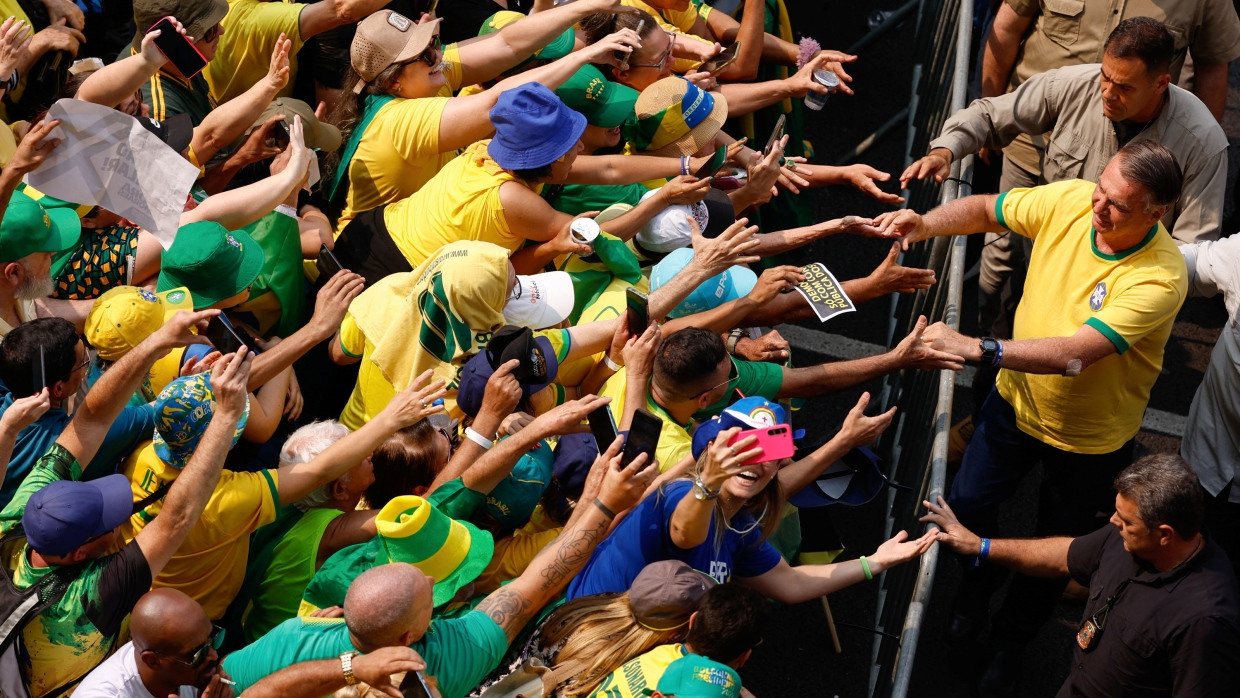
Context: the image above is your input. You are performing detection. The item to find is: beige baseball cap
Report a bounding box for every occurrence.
[251,98,342,152]
[351,11,442,93]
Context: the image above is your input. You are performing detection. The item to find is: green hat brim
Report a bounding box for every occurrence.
[535,28,575,60]
[41,206,83,254]
[157,227,265,309]
[428,518,494,607]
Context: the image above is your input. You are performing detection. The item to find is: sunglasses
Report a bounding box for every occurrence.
[165,625,225,669]
[692,357,739,399]
[629,30,675,70]
[414,37,444,67]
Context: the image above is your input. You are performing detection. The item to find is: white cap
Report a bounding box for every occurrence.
[503,271,576,329]
[634,190,706,254]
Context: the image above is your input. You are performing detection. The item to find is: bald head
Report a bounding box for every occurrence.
[131,589,210,655]
[344,563,430,649]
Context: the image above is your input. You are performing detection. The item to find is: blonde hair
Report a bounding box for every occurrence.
[686,449,785,553]
[538,592,685,697]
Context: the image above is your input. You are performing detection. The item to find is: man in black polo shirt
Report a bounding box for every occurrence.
[923,454,1240,697]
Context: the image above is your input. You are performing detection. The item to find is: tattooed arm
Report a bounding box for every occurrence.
[474,437,657,641]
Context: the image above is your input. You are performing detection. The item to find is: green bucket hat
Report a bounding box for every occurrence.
[555,65,638,129]
[0,191,81,263]
[643,654,742,698]
[479,11,574,74]
[374,496,494,607]
[132,0,229,49]
[158,221,264,309]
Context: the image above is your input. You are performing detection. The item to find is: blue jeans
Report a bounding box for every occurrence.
[949,388,1135,646]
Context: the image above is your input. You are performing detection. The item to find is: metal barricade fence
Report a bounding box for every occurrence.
[864,0,975,695]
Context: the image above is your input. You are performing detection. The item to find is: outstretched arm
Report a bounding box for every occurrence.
[921,496,1072,578]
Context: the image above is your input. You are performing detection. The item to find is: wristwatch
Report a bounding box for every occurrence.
[979,337,1001,366]
[693,477,721,501]
[340,651,359,685]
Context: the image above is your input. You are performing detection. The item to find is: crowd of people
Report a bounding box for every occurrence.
[0,0,1237,696]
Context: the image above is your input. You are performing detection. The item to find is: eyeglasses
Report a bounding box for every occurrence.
[629,31,675,70]
[163,625,225,669]
[414,37,444,67]
[692,357,738,399]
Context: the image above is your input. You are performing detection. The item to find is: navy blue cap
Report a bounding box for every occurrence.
[788,446,904,508]
[22,474,133,555]
[457,334,559,417]
[487,83,587,170]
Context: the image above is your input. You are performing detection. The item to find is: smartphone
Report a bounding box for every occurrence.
[32,345,47,393]
[618,18,645,69]
[203,315,246,355]
[762,114,787,157]
[625,287,649,333]
[622,409,662,470]
[149,17,208,79]
[316,244,344,282]
[701,41,740,74]
[729,425,794,465]
[692,144,729,179]
[588,403,619,453]
[398,670,433,698]
[268,120,290,150]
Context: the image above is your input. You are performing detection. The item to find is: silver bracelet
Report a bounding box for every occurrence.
[464,426,494,450]
[274,203,298,219]
[602,354,621,371]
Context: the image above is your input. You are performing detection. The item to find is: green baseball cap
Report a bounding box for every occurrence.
[479,11,574,72]
[555,64,638,129]
[0,191,81,263]
[157,221,264,309]
[644,654,741,698]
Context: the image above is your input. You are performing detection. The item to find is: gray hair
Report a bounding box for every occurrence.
[1113,454,1203,538]
[281,420,351,509]
[1116,140,1183,215]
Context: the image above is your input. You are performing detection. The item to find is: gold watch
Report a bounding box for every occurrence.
[340,651,359,685]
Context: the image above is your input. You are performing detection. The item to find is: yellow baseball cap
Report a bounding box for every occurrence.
[85,286,193,362]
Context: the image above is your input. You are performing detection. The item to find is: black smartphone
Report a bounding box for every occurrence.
[316,244,344,281]
[149,17,208,79]
[701,41,740,74]
[625,287,649,333]
[398,670,433,698]
[622,409,662,471]
[692,144,729,179]
[203,315,246,355]
[763,114,787,157]
[32,345,47,393]
[588,403,619,454]
[269,120,290,150]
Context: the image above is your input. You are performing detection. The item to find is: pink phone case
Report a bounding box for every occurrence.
[729,425,794,465]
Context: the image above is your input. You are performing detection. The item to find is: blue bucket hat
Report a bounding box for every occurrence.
[22,475,134,556]
[488,83,587,170]
[650,248,757,319]
[153,373,250,468]
[691,396,804,461]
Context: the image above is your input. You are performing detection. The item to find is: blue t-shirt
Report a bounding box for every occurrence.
[0,396,155,509]
[567,481,782,599]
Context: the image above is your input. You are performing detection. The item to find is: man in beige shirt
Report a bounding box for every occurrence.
[903,18,1226,327]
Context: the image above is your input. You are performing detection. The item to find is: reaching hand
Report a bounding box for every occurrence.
[265,33,292,92]
[42,0,85,31]
[284,369,304,420]
[620,321,661,379]
[139,18,186,68]
[892,315,965,371]
[156,309,220,351]
[840,163,905,205]
[498,411,534,438]
[210,348,253,419]
[682,70,718,92]
[528,394,609,439]
[29,21,83,59]
[745,134,785,197]
[871,209,931,250]
[659,174,713,205]
[835,392,896,449]
[596,433,660,513]
[478,359,522,422]
[919,496,982,556]
[351,647,430,698]
[307,605,343,618]
[308,270,365,337]
[6,118,62,178]
[1,389,50,432]
[382,370,448,429]
[866,242,937,295]
[0,18,32,80]
[734,329,790,363]
[604,313,630,369]
[867,528,937,573]
[898,148,952,190]
[232,115,286,168]
[748,265,805,304]
[279,114,313,191]
[690,216,761,276]
[179,351,222,377]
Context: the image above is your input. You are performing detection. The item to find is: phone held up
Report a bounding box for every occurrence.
[625,287,649,334]
[621,409,662,471]
[148,17,208,78]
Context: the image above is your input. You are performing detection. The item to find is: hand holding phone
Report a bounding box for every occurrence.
[149,17,208,78]
[316,244,345,282]
[728,425,794,465]
[203,315,247,355]
[692,144,729,179]
[399,669,434,698]
[763,114,787,157]
[622,409,662,471]
[625,288,649,333]
[588,404,619,454]
[701,42,740,74]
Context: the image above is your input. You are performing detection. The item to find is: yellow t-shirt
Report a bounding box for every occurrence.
[382,140,529,269]
[120,441,281,619]
[337,44,467,229]
[596,368,693,472]
[589,643,686,698]
[338,303,570,429]
[994,180,1188,453]
[205,0,306,104]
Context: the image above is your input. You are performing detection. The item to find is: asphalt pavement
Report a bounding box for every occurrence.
[735,2,1235,696]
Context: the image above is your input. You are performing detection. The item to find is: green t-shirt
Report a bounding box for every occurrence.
[221,612,508,698]
[695,357,785,420]
[300,478,484,612]
[141,68,216,125]
[242,506,344,644]
[543,182,650,216]
[1,444,153,696]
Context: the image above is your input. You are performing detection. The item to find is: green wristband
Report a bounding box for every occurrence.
[859,555,873,581]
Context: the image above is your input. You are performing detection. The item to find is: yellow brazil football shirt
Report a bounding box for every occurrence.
[589,643,686,698]
[596,368,693,473]
[120,441,280,619]
[206,0,306,104]
[337,43,468,230]
[994,179,1187,454]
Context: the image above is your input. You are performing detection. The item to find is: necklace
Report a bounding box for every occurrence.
[1173,536,1204,570]
[725,502,769,536]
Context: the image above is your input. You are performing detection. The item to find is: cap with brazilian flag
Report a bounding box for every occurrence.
[643,654,741,698]
[555,64,638,130]
[630,77,728,157]
[85,285,193,362]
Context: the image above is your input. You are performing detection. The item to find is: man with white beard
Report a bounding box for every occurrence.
[0,190,80,341]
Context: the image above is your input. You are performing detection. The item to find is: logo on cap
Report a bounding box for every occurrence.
[138,289,158,303]
[388,13,411,31]
[745,406,777,427]
[166,290,186,304]
[585,77,604,101]
[226,234,242,250]
[42,212,50,228]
